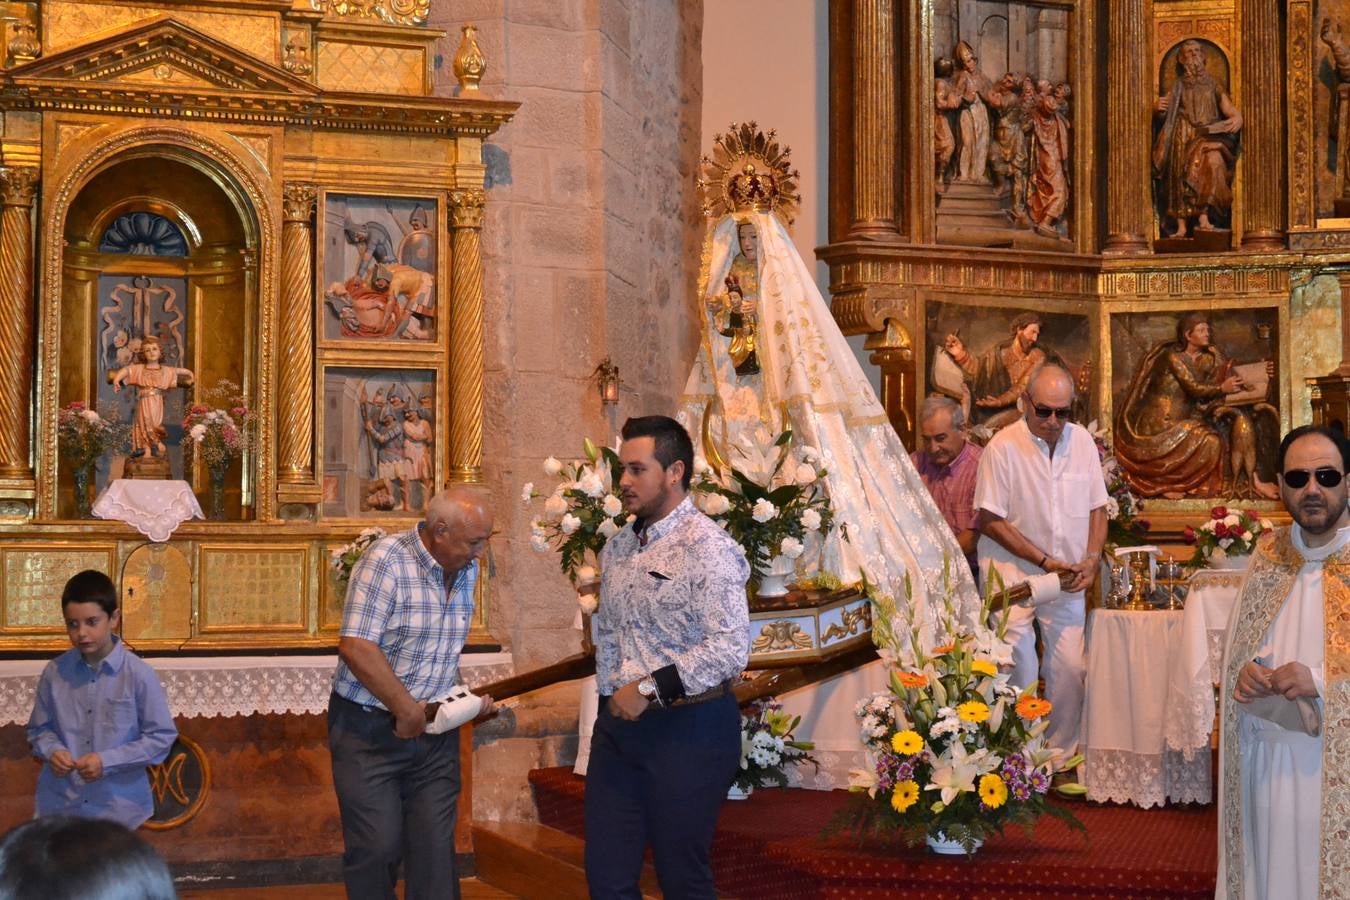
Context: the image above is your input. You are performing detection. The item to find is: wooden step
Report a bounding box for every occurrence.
[473,821,660,900]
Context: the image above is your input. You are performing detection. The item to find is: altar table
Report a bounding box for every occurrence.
[0,652,514,726]
[1162,570,1242,758]
[1082,608,1210,807]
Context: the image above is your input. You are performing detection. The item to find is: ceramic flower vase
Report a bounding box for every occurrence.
[756,555,795,598]
[926,831,982,855]
[1205,548,1249,570]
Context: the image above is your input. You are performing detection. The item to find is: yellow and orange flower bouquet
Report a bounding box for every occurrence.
[835,566,1085,854]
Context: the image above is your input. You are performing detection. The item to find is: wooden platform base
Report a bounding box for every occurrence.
[473,821,660,900]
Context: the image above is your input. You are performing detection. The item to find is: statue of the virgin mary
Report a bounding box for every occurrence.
[679,124,982,640]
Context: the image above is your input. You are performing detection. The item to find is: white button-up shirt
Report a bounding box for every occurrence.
[973,418,1108,592]
[595,496,750,696]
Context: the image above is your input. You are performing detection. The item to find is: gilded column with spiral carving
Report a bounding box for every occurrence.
[448,188,486,483]
[277,183,317,486]
[0,167,39,483]
[1103,0,1151,254]
[849,0,899,240]
[1239,0,1286,249]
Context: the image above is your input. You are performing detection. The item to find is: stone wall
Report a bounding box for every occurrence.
[427,0,704,819]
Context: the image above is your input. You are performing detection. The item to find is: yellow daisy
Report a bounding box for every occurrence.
[970,660,997,677]
[979,773,1008,809]
[891,729,923,755]
[891,779,920,813]
[957,700,990,724]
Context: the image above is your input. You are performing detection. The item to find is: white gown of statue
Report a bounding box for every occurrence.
[677,211,982,639]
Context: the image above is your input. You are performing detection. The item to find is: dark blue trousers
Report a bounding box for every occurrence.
[328,693,462,900]
[583,692,740,900]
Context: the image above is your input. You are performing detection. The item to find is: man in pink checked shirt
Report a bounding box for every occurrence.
[910,395,981,579]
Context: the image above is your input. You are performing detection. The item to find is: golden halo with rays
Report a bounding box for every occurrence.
[697,121,801,225]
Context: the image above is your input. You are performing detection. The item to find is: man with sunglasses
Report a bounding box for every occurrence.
[1217,425,1350,900]
[973,365,1108,772]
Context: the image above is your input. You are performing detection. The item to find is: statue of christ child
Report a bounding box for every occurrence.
[110,336,194,459]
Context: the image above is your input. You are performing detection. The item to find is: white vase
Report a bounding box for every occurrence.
[926,831,982,855]
[1206,548,1250,571]
[727,783,754,800]
[756,554,796,598]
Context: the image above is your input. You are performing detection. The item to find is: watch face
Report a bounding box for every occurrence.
[638,679,654,697]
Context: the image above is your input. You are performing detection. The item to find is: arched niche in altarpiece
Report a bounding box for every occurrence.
[57,150,258,520]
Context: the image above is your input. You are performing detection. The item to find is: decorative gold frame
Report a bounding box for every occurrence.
[0,8,515,649]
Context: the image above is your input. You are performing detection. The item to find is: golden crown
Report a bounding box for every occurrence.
[697,122,800,224]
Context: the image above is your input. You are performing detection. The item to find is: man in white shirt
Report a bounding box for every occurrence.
[1217,425,1350,900]
[973,365,1108,762]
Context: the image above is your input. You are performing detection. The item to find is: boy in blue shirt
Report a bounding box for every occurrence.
[25,570,177,828]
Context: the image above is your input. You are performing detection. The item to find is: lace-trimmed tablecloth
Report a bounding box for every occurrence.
[92,479,203,542]
[1082,608,1211,807]
[1162,571,1242,756]
[0,653,514,726]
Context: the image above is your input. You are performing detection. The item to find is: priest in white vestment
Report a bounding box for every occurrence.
[1217,425,1350,900]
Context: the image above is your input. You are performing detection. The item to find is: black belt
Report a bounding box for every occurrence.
[667,679,732,708]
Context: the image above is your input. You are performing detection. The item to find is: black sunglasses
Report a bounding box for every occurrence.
[1281,467,1345,489]
[1032,405,1073,421]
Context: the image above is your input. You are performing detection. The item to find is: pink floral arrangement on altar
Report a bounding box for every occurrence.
[522,438,630,612]
[182,380,255,468]
[56,401,128,468]
[832,567,1084,854]
[1182,505,1274,569]
[1087,422,1149,547]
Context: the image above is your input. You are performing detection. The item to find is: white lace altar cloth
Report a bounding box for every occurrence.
[1162,571,1241,757]
[0,653,514,726]
[1082,608,1211,807]
[92,479,203,542]
[778,658,888,790]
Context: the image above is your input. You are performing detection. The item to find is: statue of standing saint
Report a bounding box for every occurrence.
[952,40,992,185]
[1152,40,1242,238]
[110,335,194,475]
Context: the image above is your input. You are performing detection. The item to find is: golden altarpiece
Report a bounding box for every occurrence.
[824,0,1350,532]
[0,1,515,651]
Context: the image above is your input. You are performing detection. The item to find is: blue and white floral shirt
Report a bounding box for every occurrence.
[595,496,750,696]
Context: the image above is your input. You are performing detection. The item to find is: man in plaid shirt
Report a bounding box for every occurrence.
[328,485,495,900]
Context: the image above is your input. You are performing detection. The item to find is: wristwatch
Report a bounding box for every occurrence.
[637,676,660,705]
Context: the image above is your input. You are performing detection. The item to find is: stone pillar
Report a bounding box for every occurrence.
[276,183,317,487]
[1102,0,1151,254]
[1239,0,1286,250]
[448,188,486,484]
[849,0,900,240]
[0,166,38,483]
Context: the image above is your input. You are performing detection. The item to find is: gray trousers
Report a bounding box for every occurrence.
[328,693,462,900]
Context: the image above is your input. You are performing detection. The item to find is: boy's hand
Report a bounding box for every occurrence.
[49,749,75,776]
[74,752,104,781]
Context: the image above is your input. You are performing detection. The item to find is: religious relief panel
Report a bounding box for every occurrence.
[321,366,436,519]
[931,1,1073,248]
[321,193,439,345]
[923,298,1092,440]
[1110,309,1280,501]
[1152,39,1242,251]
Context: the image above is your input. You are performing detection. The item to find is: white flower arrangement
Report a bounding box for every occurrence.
[734,699,816,791]
[692,424,834,591]
[522,438,631,611]
[330,527,388,584]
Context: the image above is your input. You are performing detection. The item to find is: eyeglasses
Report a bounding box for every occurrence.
[1032,405,1073,421]
[1281,467,1345,489]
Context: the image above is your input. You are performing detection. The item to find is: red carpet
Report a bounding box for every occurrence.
[529,767,1217,899]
